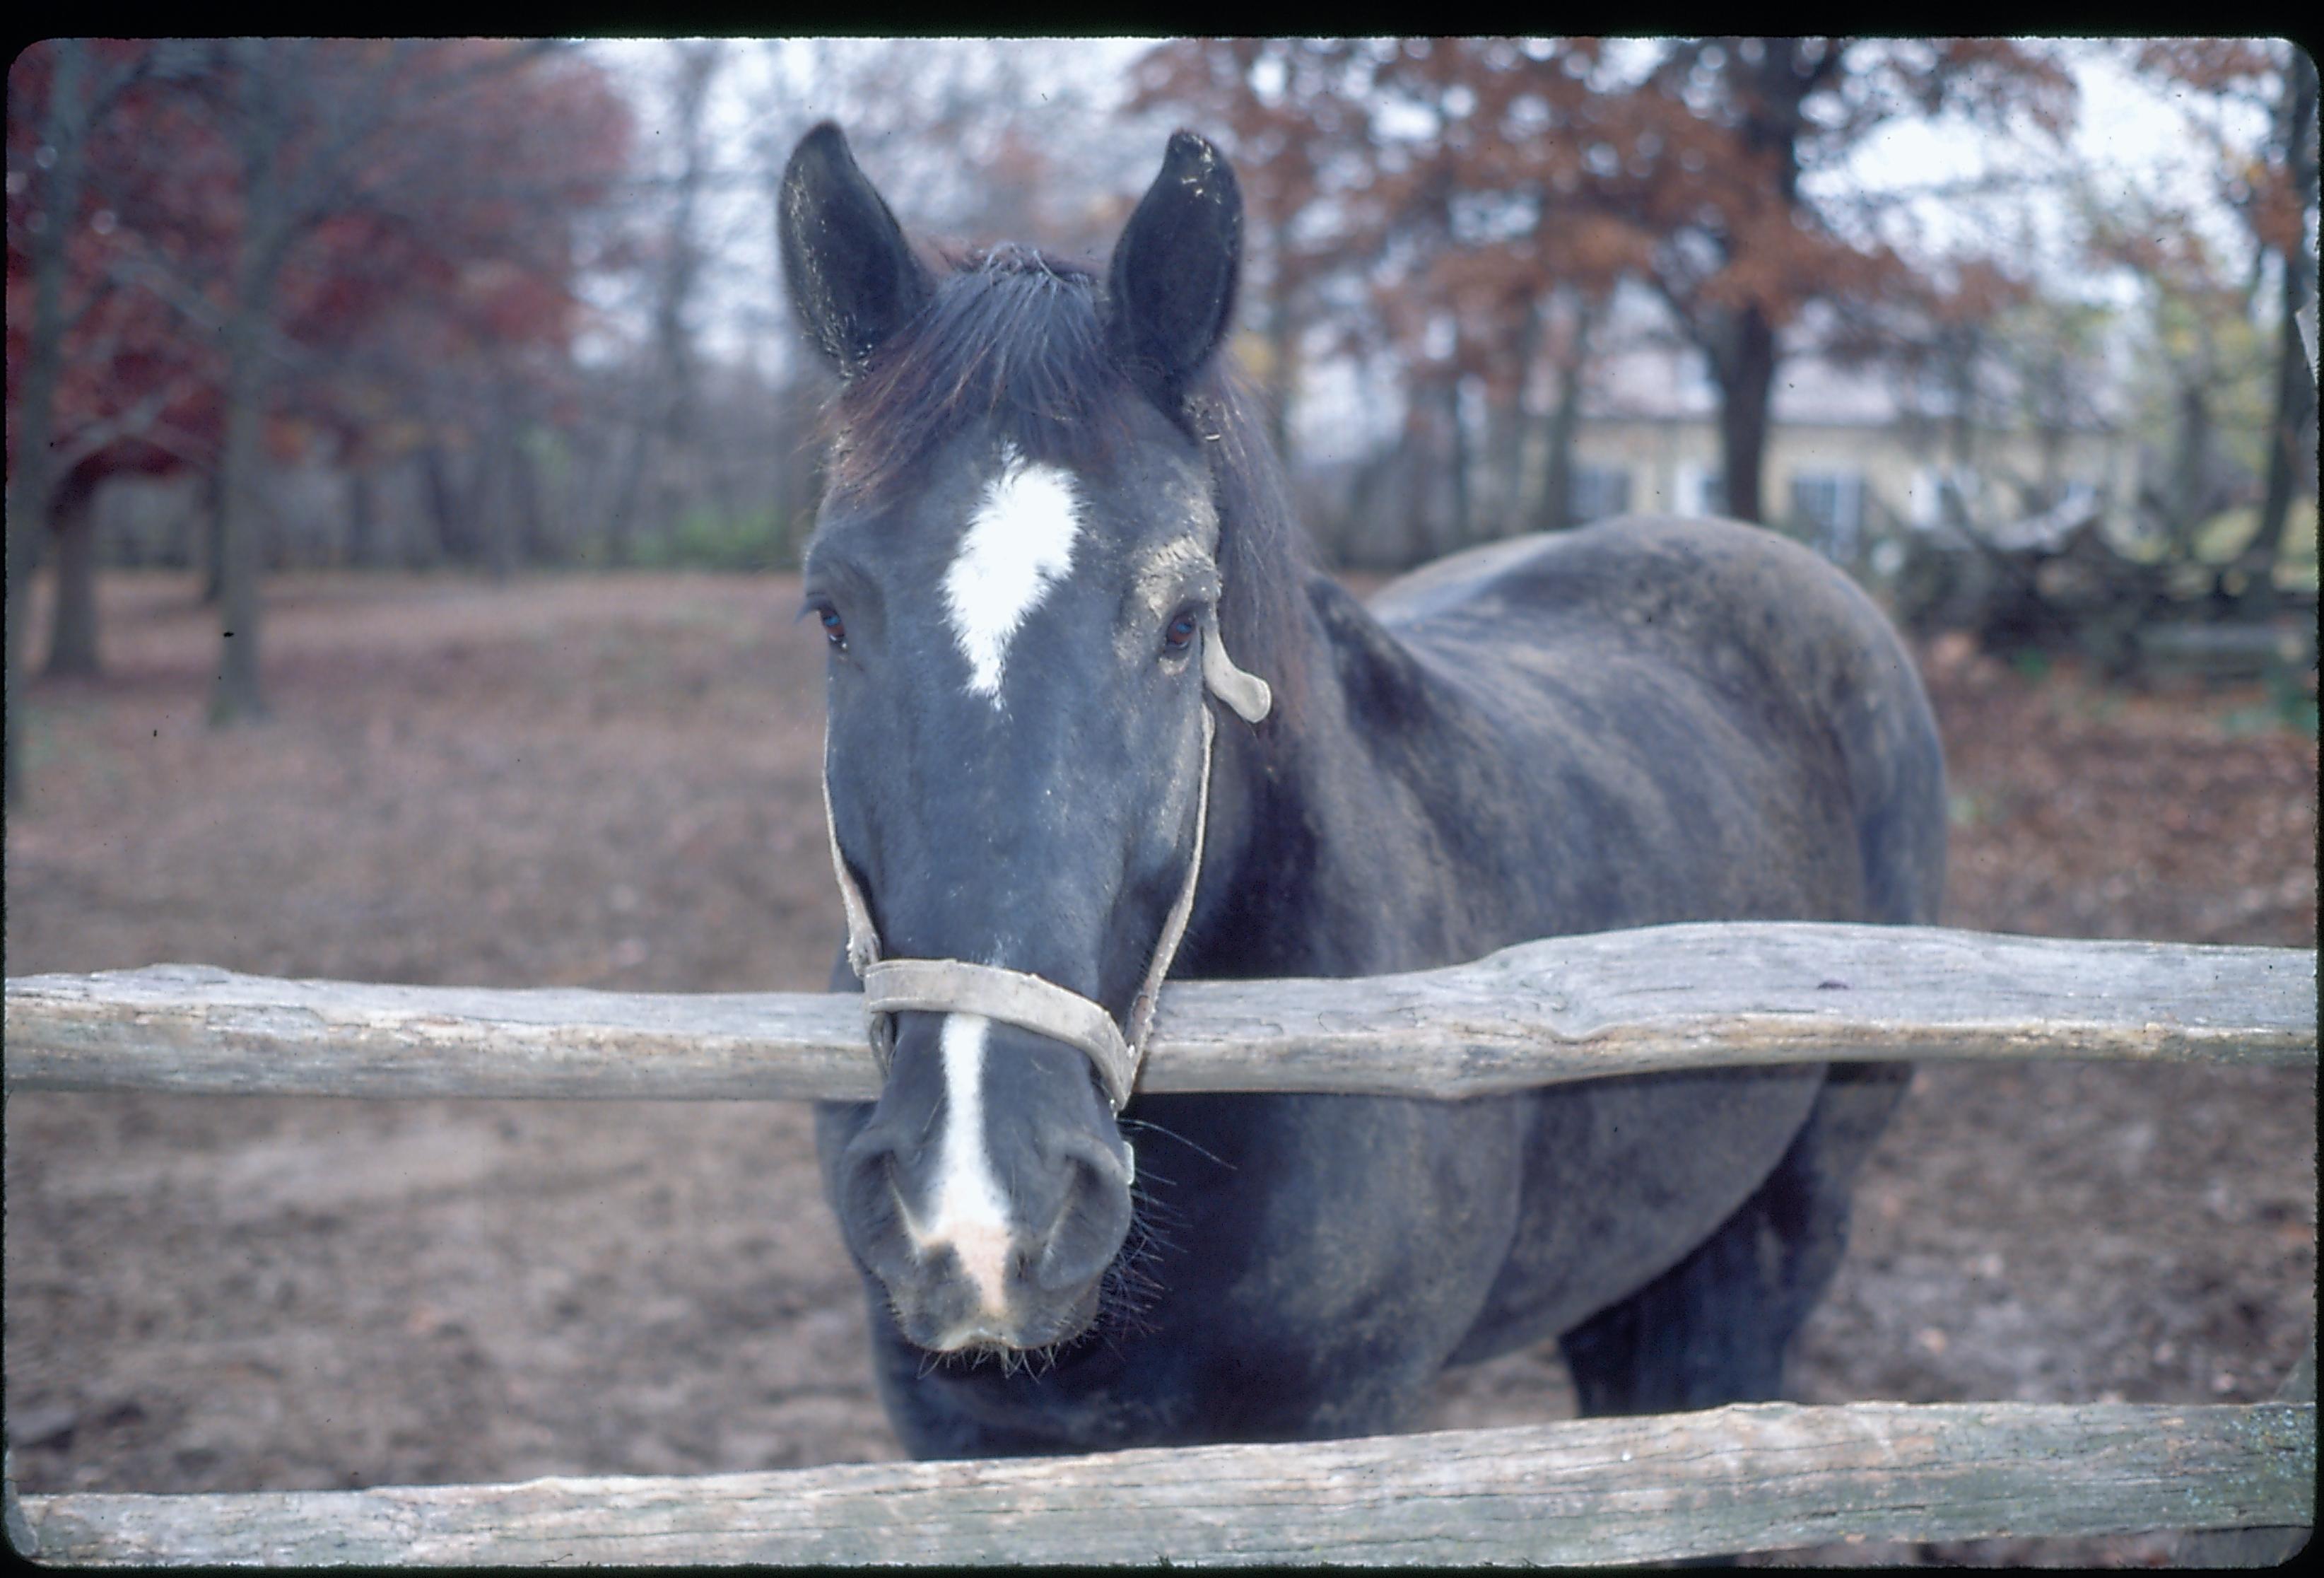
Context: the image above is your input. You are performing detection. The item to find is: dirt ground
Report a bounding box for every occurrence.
[6,568,2316,1566]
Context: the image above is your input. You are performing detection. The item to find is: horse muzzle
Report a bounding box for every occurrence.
[834,1013,1137,1353]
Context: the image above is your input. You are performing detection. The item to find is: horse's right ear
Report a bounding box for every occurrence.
[779,122,934,377]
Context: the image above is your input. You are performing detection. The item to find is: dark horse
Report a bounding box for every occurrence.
[782,123,1946,1458]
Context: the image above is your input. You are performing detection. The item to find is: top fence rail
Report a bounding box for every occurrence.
[6,922,2313,1101]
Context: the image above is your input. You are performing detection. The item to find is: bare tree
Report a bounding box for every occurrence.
[1138,38,2077,536]
[164,40,617,718]
[604,40,722,566]
[2243,48,2320,606]
[6,40,148,797]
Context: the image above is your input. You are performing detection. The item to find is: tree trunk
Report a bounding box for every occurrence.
[211,306,269,724]
[1264,243,1298,469]
[482,428,516,584]
[1499,301,1544,537]
[44,472,103,677]
[415,442,459,567]
[1399,422,1436,569]
[2169,379,2215,558]
[1944,327,1980,481]
[1709,305,1778,525]
[209,40,280,727]
[602,426,648,566]
[2239,49,2320,612]
[1445,377,1473,550]
[1532,295,1595,534]
[597,42,719,571]
[1476,313,1531,542]
[1479,393,1513,540]
[2237,291,2316,612]
[199,472,227,604]
[7,530,39,803]
[510,432,548,567]
[158,481,196,570]
[7,40,107,800]
[10,45,83,797]
[346,464,377,568]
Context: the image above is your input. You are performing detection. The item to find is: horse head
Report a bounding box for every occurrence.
[780,124,1270,1355]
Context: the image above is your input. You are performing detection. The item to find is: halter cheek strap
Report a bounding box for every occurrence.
[821,620,1270,1111]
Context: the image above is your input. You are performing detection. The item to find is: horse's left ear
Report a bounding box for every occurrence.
[1106,131,1242,407]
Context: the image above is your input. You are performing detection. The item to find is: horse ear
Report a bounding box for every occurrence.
[779,122,934,376]
[1105,130,1243,405]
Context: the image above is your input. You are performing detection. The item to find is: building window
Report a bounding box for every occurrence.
[1570,464,1633,524]
[1790,469,1865,561]
[1905,465,1944,530]
[1680,464,1725,517]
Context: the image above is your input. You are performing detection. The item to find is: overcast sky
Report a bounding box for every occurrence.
[577,37,2284,406]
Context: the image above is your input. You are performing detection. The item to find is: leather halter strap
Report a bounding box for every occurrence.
[821,618,1269,1111]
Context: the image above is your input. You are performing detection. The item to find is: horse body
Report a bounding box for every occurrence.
[782,123,1946,1460]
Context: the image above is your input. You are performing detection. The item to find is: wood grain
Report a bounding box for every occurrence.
[12,1401,2311,1566]
[7,923,2313,1101]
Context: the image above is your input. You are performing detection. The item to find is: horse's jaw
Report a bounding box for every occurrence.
[912,1274,1110,1359]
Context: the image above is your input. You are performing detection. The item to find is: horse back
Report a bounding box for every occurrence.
[1369,513,1946,934]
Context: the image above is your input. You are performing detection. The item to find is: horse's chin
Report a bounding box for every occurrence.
[899,1281,1105,1359]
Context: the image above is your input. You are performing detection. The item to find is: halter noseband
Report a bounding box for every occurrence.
[821,614,1272,1111]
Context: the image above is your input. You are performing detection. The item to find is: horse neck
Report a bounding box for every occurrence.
[1191,567,1469,981]
[1176,385,1484,978]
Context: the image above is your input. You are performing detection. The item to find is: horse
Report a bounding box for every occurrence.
[779,121,1947,1459]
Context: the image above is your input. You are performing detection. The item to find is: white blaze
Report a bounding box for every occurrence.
[918,1012,1014,1318]
[942,446,1081,700]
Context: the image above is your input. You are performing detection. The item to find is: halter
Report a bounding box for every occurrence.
[821,615,1272,1111]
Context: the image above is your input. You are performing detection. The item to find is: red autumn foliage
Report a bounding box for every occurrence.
[1134,38,2077,522]
[6,39,633,493]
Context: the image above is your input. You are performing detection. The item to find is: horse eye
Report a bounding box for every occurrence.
[1163,609,1199,657]
[818,605,847,650]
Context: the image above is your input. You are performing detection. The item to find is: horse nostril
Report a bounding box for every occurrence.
[1041,1125,1133,1190]
[840,1122,903,1189]
[1033,1135,1136,1292]
[836,1126,914,1271]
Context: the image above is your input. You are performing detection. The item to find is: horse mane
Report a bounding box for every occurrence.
[825,245,1313,724]
[1184,361,1313,726]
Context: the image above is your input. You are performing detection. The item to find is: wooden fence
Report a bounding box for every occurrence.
[5,920,2316,1565]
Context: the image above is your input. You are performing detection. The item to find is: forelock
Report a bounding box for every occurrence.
[825,250,1139,504]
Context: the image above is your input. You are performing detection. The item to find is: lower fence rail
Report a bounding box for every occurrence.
[8,1400,2313,1567]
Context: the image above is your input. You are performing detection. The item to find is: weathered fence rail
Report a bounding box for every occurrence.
[6,919,2316,1565]
[5,921,2314,1100]
[10,1401,2313,1567]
